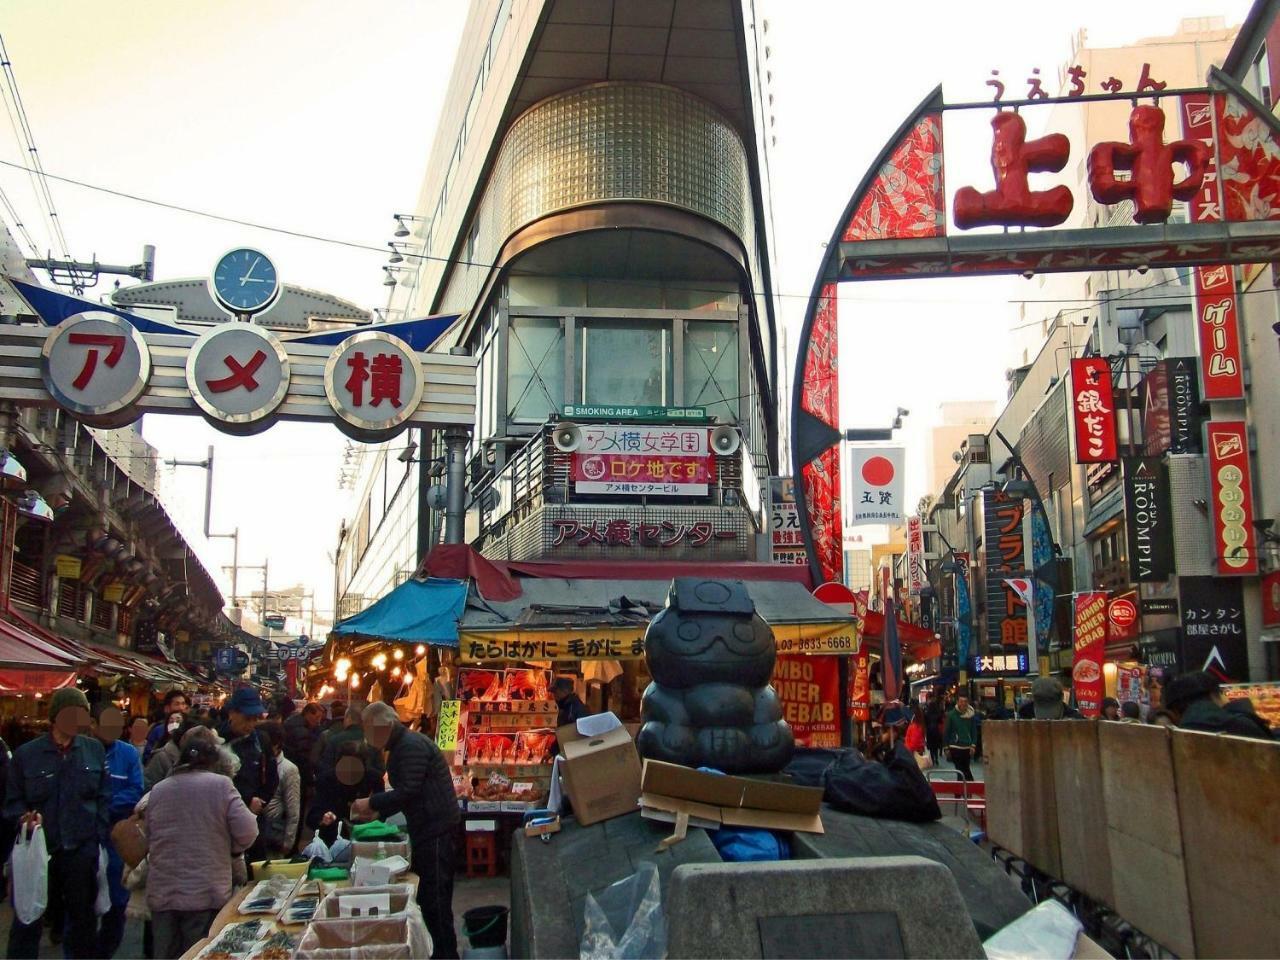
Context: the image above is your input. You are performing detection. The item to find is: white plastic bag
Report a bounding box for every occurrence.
[983,899,1083,960]
[302,832,332,863]
[9,823,49,925]
[94,845,112,916]
[328,822,352,864]
[580,862,666,960]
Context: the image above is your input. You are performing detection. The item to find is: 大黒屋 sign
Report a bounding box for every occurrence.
[571,425,713,496]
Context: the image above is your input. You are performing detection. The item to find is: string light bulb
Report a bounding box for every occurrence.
[393,649,404,661]
[391,666,402,678]
[350,674,361,688]
[415,644,426,655]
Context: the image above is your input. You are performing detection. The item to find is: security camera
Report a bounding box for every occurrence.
[952,451,963,463]
[896,408,910,418]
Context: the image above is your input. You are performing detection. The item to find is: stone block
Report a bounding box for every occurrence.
[666,856,984,959]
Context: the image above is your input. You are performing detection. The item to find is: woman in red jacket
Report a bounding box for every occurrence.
[904,703,929,765]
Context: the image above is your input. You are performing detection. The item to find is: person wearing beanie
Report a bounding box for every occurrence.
[2,685,110,959]
[1100,697,1121,721]
[1163,671,1273,740]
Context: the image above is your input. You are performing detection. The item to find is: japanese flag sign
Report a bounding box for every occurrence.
[847,446,904,526]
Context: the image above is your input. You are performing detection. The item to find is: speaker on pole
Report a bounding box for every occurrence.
[710,424,741,456]
[551,422,582,452]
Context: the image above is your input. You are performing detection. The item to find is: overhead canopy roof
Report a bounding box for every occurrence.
[331,578,467,647]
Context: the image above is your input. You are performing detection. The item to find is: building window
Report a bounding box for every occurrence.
[507,316,565,422]
[1090,527,1127,592]
[684,320,739,420]
[577,318,671,406]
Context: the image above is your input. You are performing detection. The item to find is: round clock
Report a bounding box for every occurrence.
[210,247,280,315]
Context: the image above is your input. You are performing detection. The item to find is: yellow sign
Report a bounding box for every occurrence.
[772,621,861,656]
[54,555,82,579]
[436,699,461,751]
[458,627,647,663]
[102,582,126,603]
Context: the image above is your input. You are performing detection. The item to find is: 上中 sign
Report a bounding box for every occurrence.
[562,404,706,421]
[1070,357,1117,463]
[1072,592,1108,718]
[1180,94,1246,402]
[847,446,904,525]
[1204,420,1258,575]
[572,425,712,496]
[1179,576,1247,682]
[324,331,425,436]
[187,324,290,430]
[436,699,461,751]
[969,652,1028,676]
[1123,457,1174,583]
[772,655,839,748]
[41,312,151,422]
[906,516,926,595]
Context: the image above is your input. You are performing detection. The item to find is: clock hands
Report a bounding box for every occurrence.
[241,256,261,286]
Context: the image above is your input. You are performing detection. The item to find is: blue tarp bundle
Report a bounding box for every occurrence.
[331,577,465,647]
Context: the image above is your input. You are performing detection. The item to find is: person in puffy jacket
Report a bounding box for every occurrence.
[91,704,144,959]
[146,734,258,959]
[943,693,978,781]
[1165,671,1274,740]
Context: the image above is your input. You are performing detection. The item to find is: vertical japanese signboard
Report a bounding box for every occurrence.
[1123,457,1173,582]
[1263,570,1280,629]
[1179,576,1248,682]
[572,425,713,496]
[983,490,1027,651]
[1204,420,1258,576]
[847,446,904,525]
[1143,358,1202,456]
[1070,357,1117,463]
[1072,592,1108,718]
[1180,94,1246,401]
[906,515,926,594]
[770,477,807,566]
[772,655,840,748]
[848,647,871,723]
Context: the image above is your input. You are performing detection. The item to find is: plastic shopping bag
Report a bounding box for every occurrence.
[301,832,332,864]
[94,846,111,916]
[328,822,353,864]
[580,862,666,960]
[983,900,1083,960]
[9,823,49,925]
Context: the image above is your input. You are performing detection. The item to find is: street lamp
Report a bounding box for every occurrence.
[164,445,241,607]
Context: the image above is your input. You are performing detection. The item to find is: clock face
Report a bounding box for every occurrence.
[211,248,280,314]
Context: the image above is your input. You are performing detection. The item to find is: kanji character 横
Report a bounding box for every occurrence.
[605,519,632,546]
[345,351,369,405]
[1067,64,1087,97]
[1100,76,1124,93]
[66,332,126,390]
[1088,105,1210,223]
[986,69,1004,102]
[206,350,267,393]
[688,522,713,547]
[368,353,404,408]
[1135,62,1167,93]
[1025,67,1047,100]
[551,519,579,547]
[953,112,1073,229]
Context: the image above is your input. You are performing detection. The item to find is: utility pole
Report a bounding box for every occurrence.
[165,445,241,607]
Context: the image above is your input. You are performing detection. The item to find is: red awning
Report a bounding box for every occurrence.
[858,610,942,660]
[0,669,76,694]
[420,544,813,602]
[0,618,77,670]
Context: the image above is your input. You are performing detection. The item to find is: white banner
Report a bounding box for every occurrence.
[572,424,712,496]
[907,515,926,594]
[847,446,905,526]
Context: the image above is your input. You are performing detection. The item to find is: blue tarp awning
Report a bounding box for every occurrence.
[10,279,196,336]
[290,313,458,352]
[331,577,465,647]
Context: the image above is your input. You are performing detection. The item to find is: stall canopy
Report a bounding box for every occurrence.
[0,617,78,692]
[859,610,942,661]
[331,578,466,646]
[457,577,857,663]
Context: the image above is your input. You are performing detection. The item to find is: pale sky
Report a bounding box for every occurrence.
[0,0,1252,612]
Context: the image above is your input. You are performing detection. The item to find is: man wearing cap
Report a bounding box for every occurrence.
[552,677,589,730]
[1016,676,1083,720]
[1163,671,1273,739]
[219,687,279,862]
[3,687,110,959]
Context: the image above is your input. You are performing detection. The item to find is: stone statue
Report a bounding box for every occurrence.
[638,578,794,774]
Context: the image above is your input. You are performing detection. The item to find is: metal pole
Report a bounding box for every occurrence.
[203,445,214,537]
[230,528,239,609]
[416,426,431,563]
[444,428,468,544]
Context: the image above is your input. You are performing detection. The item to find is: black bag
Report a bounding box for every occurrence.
[786,745,941,823]
[258,813,287,850]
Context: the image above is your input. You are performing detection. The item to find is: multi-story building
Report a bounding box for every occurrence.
[337,0,782,612]
[928,401,997,495]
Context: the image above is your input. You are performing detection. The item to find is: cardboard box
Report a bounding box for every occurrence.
[639,758,824,844]
[555,716,643,826]
[296,915,429,959]
[314,884,415,921]
[523,814,561,839]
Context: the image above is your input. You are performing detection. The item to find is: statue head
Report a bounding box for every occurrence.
[644,578,776,689]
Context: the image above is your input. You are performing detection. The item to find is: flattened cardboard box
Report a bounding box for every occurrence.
[639,758,824,838]
[555,722,643,826]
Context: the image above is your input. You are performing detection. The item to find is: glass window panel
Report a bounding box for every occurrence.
[684,320,738,420]
[507,316,564,422]
[578,319,672,406]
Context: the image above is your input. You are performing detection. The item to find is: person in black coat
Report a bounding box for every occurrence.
[1165,672,1274,740]
[353,701,461,959]
[552,677,589,729]
[218,687,279,863]
[305,702,384,844]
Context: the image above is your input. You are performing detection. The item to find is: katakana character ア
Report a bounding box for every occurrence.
[605,519,632,546]
[368,353,403,408]
[344,351,369,405]
[67,332,125,390]
[1088,105,1211,223]
[689,522,713,547]
[953,112,1073,229]
[1025,68,1047,100]
[551,519,579,547]
[206,350,266,393]
[1135,62,1167,93]
[1067,64,1087,97]
[1100,76,1124,93]
[986,69,1004,102]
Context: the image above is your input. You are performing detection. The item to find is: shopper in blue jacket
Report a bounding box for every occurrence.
[91,703,144,959]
